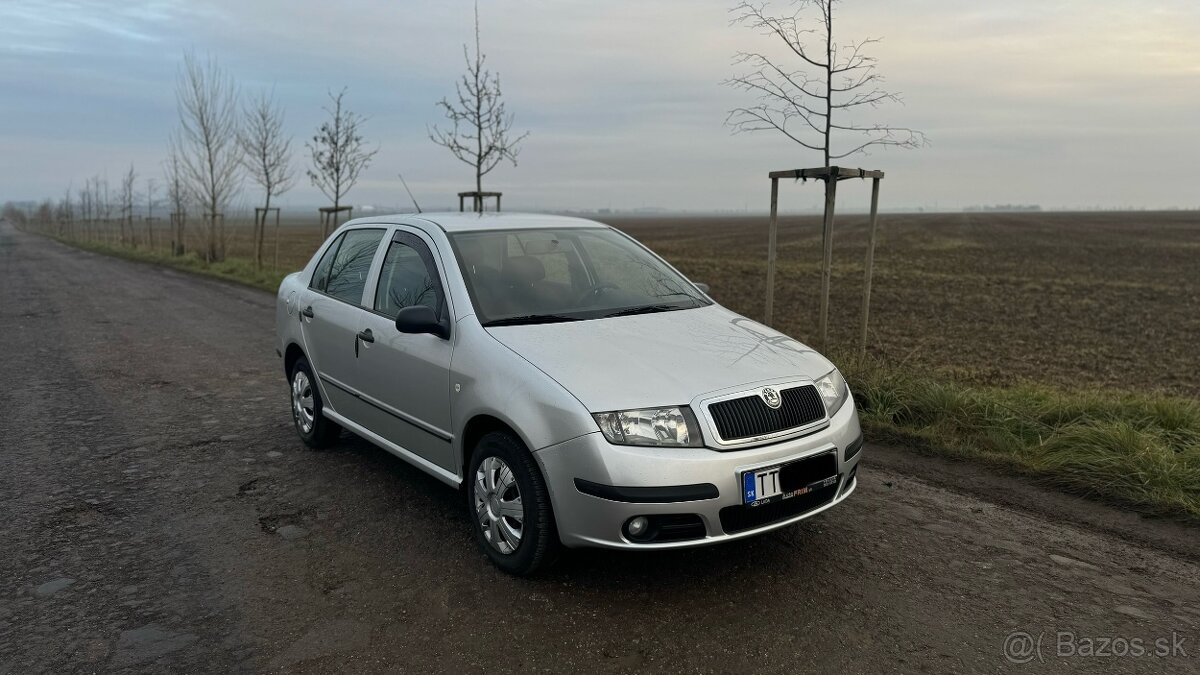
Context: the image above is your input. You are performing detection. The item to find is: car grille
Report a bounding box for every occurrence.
[707,384,825,442]
[719,482,839,534]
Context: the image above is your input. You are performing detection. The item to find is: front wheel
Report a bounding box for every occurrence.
[467,431,560,575]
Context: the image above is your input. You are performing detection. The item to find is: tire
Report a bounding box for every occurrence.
[467,431,560,575]
[289,357,341,449]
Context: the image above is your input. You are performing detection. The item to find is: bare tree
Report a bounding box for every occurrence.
[35,199,53,227]
[239,90,295,268]
[724,0,924,166]
[78,180,90,237]
[58,183,74,236]
[99,175,113,244]
[429,2,528,211]
[119,163,137,247]
[144,177,158,250]
[84,174,106,242]
[79,176,95,240]
[307,88,376,237]
[165,137,189,255]
[175,50,241,262]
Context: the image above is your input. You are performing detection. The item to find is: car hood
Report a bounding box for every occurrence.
[484,305,834,412]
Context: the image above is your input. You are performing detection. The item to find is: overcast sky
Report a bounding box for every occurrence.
[2,0,1198,212]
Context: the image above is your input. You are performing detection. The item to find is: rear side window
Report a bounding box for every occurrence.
[309,233,344,291]
[324,228,386,305]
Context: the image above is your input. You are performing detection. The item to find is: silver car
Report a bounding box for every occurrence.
[275,213,862,574]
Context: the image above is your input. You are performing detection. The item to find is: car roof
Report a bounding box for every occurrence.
[342,212,609,233]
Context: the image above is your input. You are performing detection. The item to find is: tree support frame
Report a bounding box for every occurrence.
[319,206,353,238]
[765,166,885,356]
[458,191,502,213]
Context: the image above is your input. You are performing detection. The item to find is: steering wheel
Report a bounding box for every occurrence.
[574,283,620,305]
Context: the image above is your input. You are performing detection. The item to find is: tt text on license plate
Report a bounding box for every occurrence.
[743,466,783,505]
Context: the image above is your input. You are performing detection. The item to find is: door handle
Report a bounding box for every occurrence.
[354,328,374,358]
[300,305,314,319]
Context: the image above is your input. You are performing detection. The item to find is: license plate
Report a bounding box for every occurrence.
[741,454,839,507]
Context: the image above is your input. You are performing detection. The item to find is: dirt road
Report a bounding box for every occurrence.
[1,223,1197,674]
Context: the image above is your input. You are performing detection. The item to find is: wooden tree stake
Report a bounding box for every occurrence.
[860,177,882,357]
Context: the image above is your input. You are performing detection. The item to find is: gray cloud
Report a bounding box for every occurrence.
[2,0,1198,210]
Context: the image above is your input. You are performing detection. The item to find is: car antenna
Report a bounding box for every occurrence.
[398,173,422,214]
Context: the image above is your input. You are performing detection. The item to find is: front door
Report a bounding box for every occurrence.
[299,227,386,420]
[355,230,455,471]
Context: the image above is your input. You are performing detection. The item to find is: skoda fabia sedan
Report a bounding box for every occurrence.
[276,213,863,574]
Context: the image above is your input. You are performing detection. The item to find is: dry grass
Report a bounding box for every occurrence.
[841,352,1200,517]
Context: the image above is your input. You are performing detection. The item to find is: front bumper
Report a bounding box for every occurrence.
[535,395,863,549]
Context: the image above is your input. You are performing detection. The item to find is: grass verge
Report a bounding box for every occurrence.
[52,236,288,293]
[47,232,1200,520]
[840,354,1200,519]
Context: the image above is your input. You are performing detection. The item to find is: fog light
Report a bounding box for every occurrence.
[627,516,649,537]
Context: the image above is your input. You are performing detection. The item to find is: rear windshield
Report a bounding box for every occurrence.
[449,227,709,326]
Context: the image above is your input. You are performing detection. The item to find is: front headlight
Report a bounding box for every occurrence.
[592,406,703,447]
[815,368,849,417]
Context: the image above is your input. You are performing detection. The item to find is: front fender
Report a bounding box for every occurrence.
[449,318,596,474]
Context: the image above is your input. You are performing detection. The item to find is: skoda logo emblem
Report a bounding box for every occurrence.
[761,387,781,409]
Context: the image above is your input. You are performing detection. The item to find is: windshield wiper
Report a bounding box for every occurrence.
[484,314,579,327]
[603,304,686,318]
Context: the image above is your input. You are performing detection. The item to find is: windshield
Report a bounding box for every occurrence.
[449,227,710,326]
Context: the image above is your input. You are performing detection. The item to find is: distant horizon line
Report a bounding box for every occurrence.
[4,198,1198,217]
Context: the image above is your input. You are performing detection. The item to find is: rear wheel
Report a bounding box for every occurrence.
[289,357,340,449]
[467,431,560,575]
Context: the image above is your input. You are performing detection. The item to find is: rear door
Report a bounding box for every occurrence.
[355,229,455,471]
[298,227,387,421]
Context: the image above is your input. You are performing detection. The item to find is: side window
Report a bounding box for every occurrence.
[309,233,344,291]
[325,228,386,305]
[374,234,444,318]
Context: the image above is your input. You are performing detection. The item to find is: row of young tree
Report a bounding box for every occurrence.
[31,4,526,268]
[50,59,389,267]
[34,55,383,269]
[23,166,168,250]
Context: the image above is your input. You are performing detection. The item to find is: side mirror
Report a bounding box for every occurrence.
[395,305,450,339]
[694,282,710,295]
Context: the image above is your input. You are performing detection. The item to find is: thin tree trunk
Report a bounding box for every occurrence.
[475,45,484,213]
[329,192,339,238]
[212,195,219,263]
[258,194,270,269]
[824,2,832,169]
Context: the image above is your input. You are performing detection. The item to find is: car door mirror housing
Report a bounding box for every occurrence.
[694,282,710,294]
[395,305,450,339]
